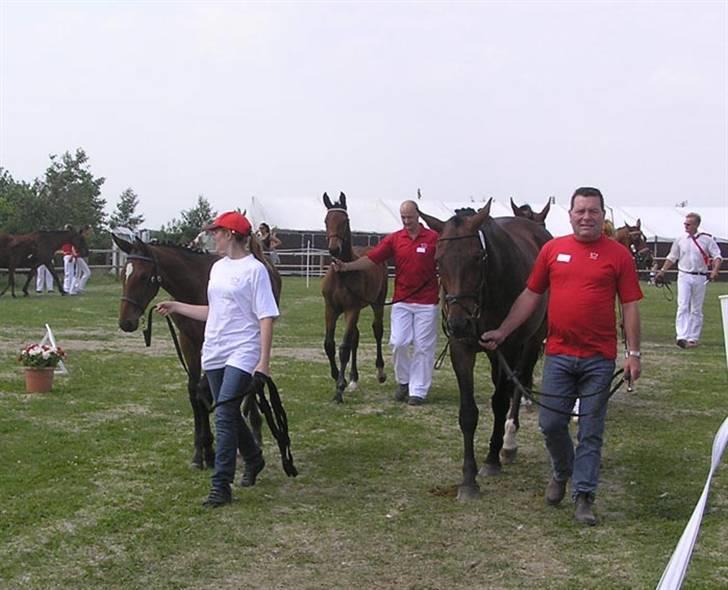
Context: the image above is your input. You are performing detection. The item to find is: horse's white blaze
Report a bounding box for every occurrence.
[125,262,134,280]
[503,418,517,450]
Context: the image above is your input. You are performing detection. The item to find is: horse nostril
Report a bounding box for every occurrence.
[119,319,138,332]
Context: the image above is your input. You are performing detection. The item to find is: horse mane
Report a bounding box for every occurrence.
[149,240,211,256]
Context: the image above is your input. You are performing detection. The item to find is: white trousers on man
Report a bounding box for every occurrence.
[63,255,76,293]
[676,271,708,342]
[390,302,439,399]
[35,265,54,293]
[70,257,91,294]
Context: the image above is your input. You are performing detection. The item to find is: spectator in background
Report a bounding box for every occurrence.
[35,264,54,294]
[257,222,282,265]
[655,212,722,348]
[60,224,76,294]
[70,225,92,295]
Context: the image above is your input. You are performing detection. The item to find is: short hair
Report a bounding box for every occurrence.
[259,223,270,232]
[570,187,604,212]
[686,212,701,225]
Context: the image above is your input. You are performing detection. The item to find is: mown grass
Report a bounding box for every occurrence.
[1,274,727,589]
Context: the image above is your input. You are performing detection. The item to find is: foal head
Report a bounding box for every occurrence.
[510,198,550,227]
[112,235,162,332]
[322,191,351,259]
[420,201,493,340]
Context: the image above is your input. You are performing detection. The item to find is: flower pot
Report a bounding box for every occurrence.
[24,367,55,393]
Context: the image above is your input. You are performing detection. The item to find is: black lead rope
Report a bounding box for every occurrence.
[494,349,626,418]
[208,372,298,478]
[142,307,192,378]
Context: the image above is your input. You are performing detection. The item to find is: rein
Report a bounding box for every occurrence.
[494,349,626,418]
[207,372,298,478]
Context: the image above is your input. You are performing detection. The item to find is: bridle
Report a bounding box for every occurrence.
[324,208,351,245]
[120,253,162,313]
[437,230,488,340]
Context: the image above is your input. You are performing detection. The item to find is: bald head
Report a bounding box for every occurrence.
[400,200,420,235]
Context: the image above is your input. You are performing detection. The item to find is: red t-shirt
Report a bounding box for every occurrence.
[61,243,73,256]
[528,234,643,359]
[366,224,439,304]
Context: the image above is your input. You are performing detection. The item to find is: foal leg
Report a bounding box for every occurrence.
[372,303,386,384]
[334,309,360,403]
[347,325,360,391]
[324,305,340,382]
[452,345,480,501]
[481,363,513,476]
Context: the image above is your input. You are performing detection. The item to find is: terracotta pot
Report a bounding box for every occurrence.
[24,367,55,393]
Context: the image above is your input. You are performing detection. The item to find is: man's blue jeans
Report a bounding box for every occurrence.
[539,354,615,499]
[206,366,262,490]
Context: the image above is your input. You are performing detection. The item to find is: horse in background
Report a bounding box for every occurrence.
[613,219,654,270]
[510,198,551,227]
[419,201,551,501]
[112,236,282,469]
[321,192,388,403]
[0,229,89,297]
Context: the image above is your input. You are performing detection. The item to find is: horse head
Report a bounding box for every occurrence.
[112,234,162,332]
[510,198,550,227]
[323,191,352,259]
[616,219,653,270]
[420,199,493,340]
[70,228,90,258]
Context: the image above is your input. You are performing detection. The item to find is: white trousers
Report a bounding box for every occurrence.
[63,255,76,292]
[676,272,709,342]
[35,265,54,292]
[390,302,439,399]
[71,257,91,294]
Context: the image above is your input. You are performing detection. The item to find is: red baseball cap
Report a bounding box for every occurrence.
[203,211,252,235]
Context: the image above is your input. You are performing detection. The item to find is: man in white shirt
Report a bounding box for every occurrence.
[655,212,722,348]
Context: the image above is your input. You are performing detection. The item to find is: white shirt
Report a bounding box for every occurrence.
[202,255,279,372]
[666,233,722,273]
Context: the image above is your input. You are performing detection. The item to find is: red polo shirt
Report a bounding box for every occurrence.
[366,224,439,304]
[528,234,643,359]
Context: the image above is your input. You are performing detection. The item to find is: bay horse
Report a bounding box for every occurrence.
[111,235,282,469]
[510,198,551,227]
[419,201,551,501]
[0,229,89,297]
[321,192,388,403]
[613,219,654,270]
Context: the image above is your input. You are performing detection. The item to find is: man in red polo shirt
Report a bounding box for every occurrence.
[480,187,643,526]
[331,200,439,405]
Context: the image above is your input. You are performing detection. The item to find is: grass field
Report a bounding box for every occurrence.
[1,274,727,589]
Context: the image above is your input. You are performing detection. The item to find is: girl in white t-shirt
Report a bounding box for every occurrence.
[156,211,279,507]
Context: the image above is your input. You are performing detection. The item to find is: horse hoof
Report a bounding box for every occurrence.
[377,373,386,384]
[478,463,502,477]
[190,460,204,470]
[332,394,344,404]
[347,380,358,391]
[456,484,481,501]
[500,447,518,464]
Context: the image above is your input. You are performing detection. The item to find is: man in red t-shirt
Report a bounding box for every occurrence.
[480,187,643,526]
[331,200,439,405]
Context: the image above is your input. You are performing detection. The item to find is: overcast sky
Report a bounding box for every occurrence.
[1,0,726,229]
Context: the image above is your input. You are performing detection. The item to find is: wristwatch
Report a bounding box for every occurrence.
[625,350,641,358]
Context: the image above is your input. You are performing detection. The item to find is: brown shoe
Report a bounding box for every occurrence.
[407,395,425,406]
[574,493,597,526]
[394,383,409,402]
[676,339,687,349]
[545,477,567,506]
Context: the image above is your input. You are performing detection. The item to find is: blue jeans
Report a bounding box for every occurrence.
[206,367,262,490]
[539,354,615,499]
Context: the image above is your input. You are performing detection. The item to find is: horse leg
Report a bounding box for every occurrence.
[334,309,359,402]
[21,267,35,297]
[372,303,386,383]
[480,361,513,477]
[452,344,480,501]
[47,265,67,295]
[192,374,215,469]
[324,305,340,382]
[347,324,360,391]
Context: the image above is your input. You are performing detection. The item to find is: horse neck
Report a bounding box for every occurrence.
[152,246,213,304]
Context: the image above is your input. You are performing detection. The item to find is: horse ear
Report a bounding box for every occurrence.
[323,192,333,209]
[510,197,520,216]
[635,218,641,229]
[339,192,347,210]
[539,200,551,219]
[470,199,493,229]
[418,209,445,234]
[112,233,133,254]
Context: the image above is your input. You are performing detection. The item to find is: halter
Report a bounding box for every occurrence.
[119,253,163,313]
[437,229,488,340]
[324,208,351,243]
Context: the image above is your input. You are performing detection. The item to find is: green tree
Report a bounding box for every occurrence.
[159,195,216,244]
[109,188,145,230]
[0,168,42,233]
[39,148,107,232]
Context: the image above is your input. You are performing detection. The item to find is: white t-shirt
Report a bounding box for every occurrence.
[201,255,280,372]
[666,233,722,273]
